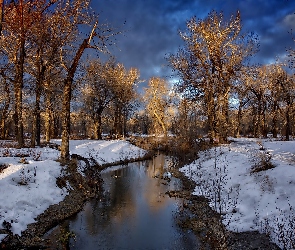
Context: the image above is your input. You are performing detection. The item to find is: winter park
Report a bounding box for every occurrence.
[0,0,295,249]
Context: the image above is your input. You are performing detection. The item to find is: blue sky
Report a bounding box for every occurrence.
[91,0,295,85]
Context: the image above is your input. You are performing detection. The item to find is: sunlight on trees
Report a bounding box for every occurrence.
[77,58,139,139]
[169,11,258,143]
[0,4,294,157]
[143,77,172,138]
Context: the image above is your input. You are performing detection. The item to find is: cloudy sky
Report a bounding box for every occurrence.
[91,0,295,86]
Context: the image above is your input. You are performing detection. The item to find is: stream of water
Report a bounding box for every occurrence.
[49,154,200,249]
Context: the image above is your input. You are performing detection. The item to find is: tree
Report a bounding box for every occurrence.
[143,77,171,138]
[79,59,115,139]
[2,0,58,147]
[0,73,12,138]
[3,0,28,147]
[169,11,258,143]
[58,0,119,159]
[245,66,270,138]
[273,68,295,141]
[266,64,286,139]
[26,0,61,146]
[110,64,139,137]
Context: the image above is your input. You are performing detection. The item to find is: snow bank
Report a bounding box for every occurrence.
[0,157,67,236]
[180,137,295,248]
[0,139,147,238]
[53,139,147,164]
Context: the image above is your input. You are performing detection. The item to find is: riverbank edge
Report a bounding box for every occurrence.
[169,164,281,250]
[0,149,155,249]
[125,136,281,249]
[0,136,281,250]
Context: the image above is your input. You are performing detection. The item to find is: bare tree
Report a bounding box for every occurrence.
[2,0,58,147]
[143,77,171,138]
[56,0,119,159]
[79,59,115,139]
[169,11,258,143]
[0,73,12,138]
[110,64,139,138]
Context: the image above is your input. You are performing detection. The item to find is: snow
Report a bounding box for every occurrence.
[52,139,147,164]
[2,137,294,248]
[0,139,147,241]
[180,137,295,248]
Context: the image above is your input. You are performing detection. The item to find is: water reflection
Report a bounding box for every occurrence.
[69,154,199,250]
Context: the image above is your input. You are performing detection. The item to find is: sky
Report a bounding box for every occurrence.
[91,0,295,87]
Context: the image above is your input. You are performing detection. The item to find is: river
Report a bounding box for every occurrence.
[47,154,200,249]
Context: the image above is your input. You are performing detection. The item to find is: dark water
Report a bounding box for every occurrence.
[60,155,199,250]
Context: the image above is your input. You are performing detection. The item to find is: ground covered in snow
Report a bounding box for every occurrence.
[0,139,146,242]
[180,137,295,249]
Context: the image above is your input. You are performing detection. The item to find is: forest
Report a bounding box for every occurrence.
[0,0,294,157]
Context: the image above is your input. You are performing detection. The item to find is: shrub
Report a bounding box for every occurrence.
[250,151,276,173]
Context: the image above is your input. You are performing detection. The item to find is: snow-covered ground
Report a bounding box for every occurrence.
[0,139,146,241]
[180,137,295,249]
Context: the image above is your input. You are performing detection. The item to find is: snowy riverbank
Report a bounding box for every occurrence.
[0,139,147,242]
[180,137,295,249]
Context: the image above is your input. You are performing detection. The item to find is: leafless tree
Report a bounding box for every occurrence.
[169,11,258,143]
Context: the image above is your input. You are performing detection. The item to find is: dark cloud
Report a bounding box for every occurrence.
[91,0,295,84]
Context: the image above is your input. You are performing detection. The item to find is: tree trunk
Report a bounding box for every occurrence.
[220,84,230,142]
[206,89,215,143]
[93,112,102,140]
[60,20,98,159]
[31,118,36,147]
[235,103,242,138]
[14,76,24,148]
[45,86,52,142]
[14,0,25,148]
[272,101,278,138]
[61,38,89,159]
[252,107,257,137]
[153,110,167,138]
[61,78,72,159]
[113,104,122,137]
[53,114,60,138]
[35,62,46,146]
[285,104,291,141]
[262,102,267,138]
[0,78,10,139]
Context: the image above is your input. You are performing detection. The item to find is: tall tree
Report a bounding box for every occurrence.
[58,0,118,159]
[26,0,60,146]
[111,64,139,137]
[79,59,115,139]
[245,66,269,138]
[169,11,258,143]
[143,77,171,138]
[2,0,58,147]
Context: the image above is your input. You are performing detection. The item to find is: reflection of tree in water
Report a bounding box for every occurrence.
[83,165,137,235]
[77,156,183,243]
[63,155,199,250]
[143,154,181,212]
[146,153,165,178]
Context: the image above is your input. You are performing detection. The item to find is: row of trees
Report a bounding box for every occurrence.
[134,11,295,143]
[1,4,295,159]
[77,58,139,139]
[0,0,120,158]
